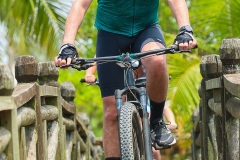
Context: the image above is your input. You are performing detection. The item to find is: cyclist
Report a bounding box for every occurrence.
[84,64,178,160]
[55,0,197,159]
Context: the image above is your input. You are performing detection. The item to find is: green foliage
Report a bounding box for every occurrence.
[1,0,240,157]
[0,0,72,59]
[190,0,240,54]
[167,52,201,149]
[58,69,103,137]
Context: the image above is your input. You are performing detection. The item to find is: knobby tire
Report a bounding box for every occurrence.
[118,102,144,160]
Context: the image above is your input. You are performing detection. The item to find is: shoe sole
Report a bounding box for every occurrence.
[152,138,176,150]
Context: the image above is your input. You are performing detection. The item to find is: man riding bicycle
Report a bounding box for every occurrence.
[55,0,197,159]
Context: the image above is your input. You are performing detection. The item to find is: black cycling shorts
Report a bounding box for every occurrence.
[96,24,166,97]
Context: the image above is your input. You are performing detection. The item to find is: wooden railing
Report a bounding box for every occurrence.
[0,56,102,160]
[191,38,240,160]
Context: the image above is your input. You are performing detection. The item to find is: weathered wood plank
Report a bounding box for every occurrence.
[43,120,48,160]
[0,97,14,111]
[226,118,239,160]
[17,107,36,128]
[38,62,59,86]
[223,74,240,98]
[0,64,14,96]
[25,126,37,160]
[205,77,222,90]
[0,127,11,154]
[226,97,240,119]
[12,83,36,108]
[200,55,222,78]
[15,56,38,83]
[39,85,58,97]
[76,114,88,137]
[0,109,20,160]
[63,117,75,131]
[66,132,74,160]
[220,38,240,74]
[208,98,222,117]
[76,133,87,152]
[41,105,58,121]
[35,84,44,160]
[20,127,27,160]
[61,82,75,103]
[61,98,76,115]
[47,121,59,160]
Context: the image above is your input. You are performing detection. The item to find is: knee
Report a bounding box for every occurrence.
[144,56,167,70]
[146,59,167,78]
[104,106,118,123]
[103,97,118,123]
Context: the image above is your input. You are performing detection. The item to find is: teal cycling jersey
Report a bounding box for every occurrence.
[95,0,159,37]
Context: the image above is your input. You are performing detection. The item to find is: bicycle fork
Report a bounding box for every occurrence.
[139,87,153,160]
[115,87,153,160]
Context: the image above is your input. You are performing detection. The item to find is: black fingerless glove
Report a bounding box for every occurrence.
[58,43,78,60]
[173,25,195,44]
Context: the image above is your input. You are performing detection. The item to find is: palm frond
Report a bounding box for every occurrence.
[167,53,201,125]
[190,0,240,49]
[0,0,73,59]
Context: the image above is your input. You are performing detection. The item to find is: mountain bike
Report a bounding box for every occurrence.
[62,45,191,160]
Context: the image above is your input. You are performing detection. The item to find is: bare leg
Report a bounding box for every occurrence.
[153,148,161,160]
[141,42,168,103]
[102,96,120,157]
[164,106,178,130]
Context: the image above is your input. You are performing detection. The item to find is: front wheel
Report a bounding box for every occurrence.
[118,102,144,160]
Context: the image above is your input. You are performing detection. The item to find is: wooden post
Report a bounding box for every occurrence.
[200,54,222,160]
[60,82,76,159]
[38,61,61,160]
[0,64,20,160]
[15,56,39,160]
[220,38,240,160]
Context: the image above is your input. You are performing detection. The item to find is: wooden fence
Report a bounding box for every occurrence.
[192,38,240,160]
[0,56,102,160]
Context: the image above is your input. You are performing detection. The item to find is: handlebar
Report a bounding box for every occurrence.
[60,45,197,70]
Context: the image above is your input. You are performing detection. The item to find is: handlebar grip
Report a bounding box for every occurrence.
[71,59,77,64]
[171,44,198,51]
[193,44,198,49]
[80,78,86,83]
[171,45,179,51]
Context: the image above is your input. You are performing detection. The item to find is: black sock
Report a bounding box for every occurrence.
[105,158,121,160]
[150,99,165,124]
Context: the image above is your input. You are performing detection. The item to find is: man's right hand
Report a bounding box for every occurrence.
[54,43,78,67]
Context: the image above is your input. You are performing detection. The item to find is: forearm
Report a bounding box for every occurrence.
[62,0,92,45]
[86,64,97,75]
[85,64,97,83]
[86,54,97,75]
[168,0,190,29]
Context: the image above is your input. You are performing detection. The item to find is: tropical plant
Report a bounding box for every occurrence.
[190,0,240,53]
[1,0,239,158]
[0,0,72,69]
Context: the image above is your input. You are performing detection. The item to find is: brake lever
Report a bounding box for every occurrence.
[178,50,191,53]
[71,64,82,71]
[60,64,71,68]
